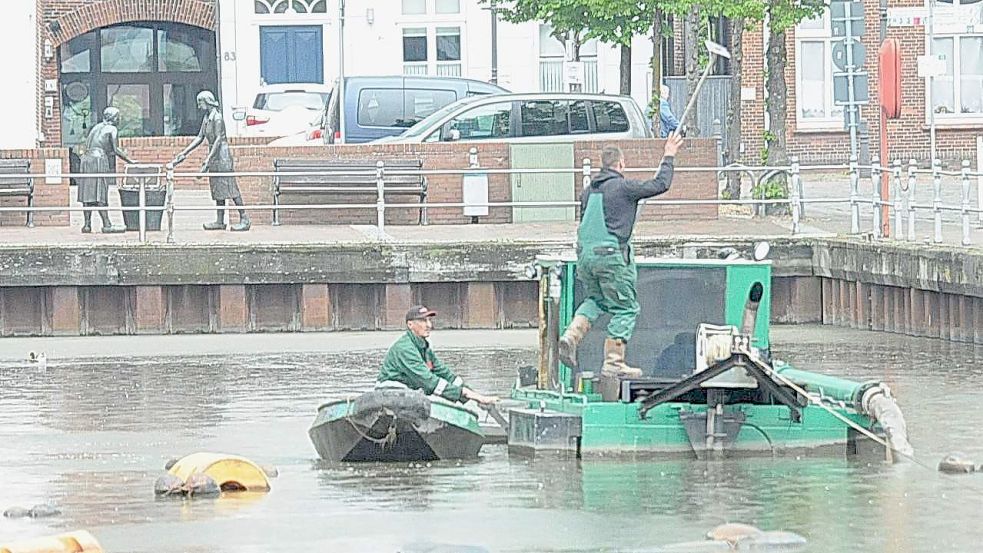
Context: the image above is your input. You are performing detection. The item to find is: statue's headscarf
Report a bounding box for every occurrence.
[102,106,121,124]
[196,90,220,108]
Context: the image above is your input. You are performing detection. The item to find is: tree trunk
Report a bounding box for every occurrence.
[725,17,745,200]
[620,43,632,96]
[683,8,702,135]
[764,20,789,210]
[649,9,663,134]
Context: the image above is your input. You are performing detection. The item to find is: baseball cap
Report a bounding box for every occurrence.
[405,305,437,321]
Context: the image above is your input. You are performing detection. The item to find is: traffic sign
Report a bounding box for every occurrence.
[833,72,870,104]
[830,1,865,38]
[832,40,867,72]
[831,18,865,38]
[830,1,863,18]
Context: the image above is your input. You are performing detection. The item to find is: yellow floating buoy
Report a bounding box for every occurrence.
[0,530,103,553]
[167,452,271,492]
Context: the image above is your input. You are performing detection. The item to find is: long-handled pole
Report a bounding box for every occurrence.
[676,40,731,135]
[676,62,714,135]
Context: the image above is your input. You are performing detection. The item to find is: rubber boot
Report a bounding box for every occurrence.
[558,314,591,368]
[598,338,642,402]
[601,338,642,378]
[231,211,251,232]
[203,205,226,230]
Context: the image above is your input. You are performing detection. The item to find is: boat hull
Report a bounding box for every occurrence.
[509,389,886,461]
[309,388,484,463]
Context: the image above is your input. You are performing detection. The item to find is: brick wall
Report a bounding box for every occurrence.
[739,21,767,164]
[38,0,216,145]
[230,138,718,226]
[0,148,70,227]
[119,136,274,191]
[574,139,717,220]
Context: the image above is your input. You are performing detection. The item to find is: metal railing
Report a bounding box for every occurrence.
[538,58,599,92]
[2,149,982,247]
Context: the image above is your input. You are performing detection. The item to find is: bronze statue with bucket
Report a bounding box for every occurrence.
[170,91,251,232]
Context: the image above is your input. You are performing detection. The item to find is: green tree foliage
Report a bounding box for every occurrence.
[486,0,697,106]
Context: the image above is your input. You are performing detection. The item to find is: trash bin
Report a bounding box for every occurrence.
[119,164,166,231]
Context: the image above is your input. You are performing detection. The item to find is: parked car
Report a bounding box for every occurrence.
[234,83,332,138]
[375,93,652,144]
[268,76,508,146]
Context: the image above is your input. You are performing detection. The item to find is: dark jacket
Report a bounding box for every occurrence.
[377,330,466,402]
[579,158,675,243]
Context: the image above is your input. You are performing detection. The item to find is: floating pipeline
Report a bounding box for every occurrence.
[775,364,914,457]
[0,530,103,553]
[158,452,272,495]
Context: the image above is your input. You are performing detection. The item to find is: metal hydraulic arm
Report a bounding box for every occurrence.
[637,343,807,421]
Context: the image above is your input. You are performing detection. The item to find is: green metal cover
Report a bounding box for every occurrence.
[509,143,575,223]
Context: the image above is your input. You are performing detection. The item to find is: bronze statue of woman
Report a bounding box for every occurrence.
[77,107,130,233]
[171,91,250,231]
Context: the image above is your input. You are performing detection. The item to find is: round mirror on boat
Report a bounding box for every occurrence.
[753,241,771,261]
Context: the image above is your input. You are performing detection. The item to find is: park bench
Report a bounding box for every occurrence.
[0,159,33,227]
[272,158,428,225]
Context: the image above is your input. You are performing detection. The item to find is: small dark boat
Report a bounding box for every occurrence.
[309,386,485,463]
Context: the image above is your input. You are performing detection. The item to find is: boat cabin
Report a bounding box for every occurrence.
[509,252,899,460]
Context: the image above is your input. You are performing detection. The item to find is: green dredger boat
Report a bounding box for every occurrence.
[507,248,913,461]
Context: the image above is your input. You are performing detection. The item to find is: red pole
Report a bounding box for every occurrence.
[878,38,902,238]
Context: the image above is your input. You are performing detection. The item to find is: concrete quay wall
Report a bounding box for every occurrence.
[3,238,983,343]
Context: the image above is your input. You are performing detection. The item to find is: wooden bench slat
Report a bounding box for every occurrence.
[0,159,33,226]
[272,158,428,225]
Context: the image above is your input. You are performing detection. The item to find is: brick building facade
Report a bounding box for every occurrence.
[39,0,216,147]
[736,0,981,166]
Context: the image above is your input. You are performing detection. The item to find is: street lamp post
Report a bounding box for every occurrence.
[337,0,346,143]
[490,0,499,85]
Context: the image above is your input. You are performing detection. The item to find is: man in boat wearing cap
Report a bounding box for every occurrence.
[377,305,499,405]
[558,134,683,385]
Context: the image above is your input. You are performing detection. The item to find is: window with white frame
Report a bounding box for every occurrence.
[401,0,460,15]
[401,0,426,15]
[402,28,428,75]
[794,12,844,128]
[435,0,460,14]
[399,0,463,75]
[401,27,462,76]
[929,0,983,119]
[436,27,462,76]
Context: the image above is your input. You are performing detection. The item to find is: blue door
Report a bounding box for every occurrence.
[260,26,323,84]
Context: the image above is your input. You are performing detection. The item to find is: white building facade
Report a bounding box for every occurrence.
[217,0,659,134]
[0,0,39,149]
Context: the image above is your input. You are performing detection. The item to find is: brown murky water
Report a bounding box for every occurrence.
[2,325,983,552]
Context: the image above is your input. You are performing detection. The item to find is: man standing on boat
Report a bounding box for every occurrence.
[558,134,683,385]
[378,305,499,405]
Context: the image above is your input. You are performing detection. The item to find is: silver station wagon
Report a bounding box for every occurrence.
[375,93,653,144]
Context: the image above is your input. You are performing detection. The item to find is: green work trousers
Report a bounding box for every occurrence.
[573,247,639,342]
